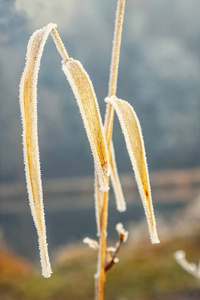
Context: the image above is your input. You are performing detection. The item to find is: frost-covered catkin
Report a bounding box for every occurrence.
[62,58,110,192]
[105,96,160,244]
[19,23,57,278]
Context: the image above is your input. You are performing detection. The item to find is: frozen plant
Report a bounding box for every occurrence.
[174,250,200,279]
[19,0,160,299]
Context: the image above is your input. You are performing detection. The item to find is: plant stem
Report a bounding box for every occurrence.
[96,1,126,299]
[51,28,70,61]
[105,236,123,272]
[97,187,109,300]
[108,0,126,97]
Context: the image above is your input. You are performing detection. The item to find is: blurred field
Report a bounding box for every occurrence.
[1,225,200,300]
[1,168,200,261]
[1,168,200,299]
[1,168,200,212]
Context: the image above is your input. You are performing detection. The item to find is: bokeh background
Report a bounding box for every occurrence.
[0,0,200,299]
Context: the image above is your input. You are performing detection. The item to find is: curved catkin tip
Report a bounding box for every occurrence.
[62,58,110,192]
[19,23,57,278]
[110,142,126,212]
[105,96,160,244]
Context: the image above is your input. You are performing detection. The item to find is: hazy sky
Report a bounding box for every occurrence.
[1,0,200,181]
[13,0,200,84]
[15,0,78,32]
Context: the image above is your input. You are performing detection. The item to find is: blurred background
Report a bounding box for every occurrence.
[0,0,200,299]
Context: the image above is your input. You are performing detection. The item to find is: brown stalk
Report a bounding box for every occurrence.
[96,1,126,299]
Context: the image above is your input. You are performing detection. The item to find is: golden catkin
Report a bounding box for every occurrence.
[62,59,110,192]
[106,96,160,244]
[19,23,57,278]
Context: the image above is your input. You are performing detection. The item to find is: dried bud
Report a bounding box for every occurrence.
[113,257,119,264]
[116,223,128,243]
[83,237,99,250]
[174,250,186,261]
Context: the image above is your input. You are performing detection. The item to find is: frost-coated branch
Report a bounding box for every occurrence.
[105,223,128,272]
[174,250,200,279]
[108,0,126,97]
[95,2,126,299]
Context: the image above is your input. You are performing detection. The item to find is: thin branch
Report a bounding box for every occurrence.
[104,0,126,144]
[108,0,126,97]
[96,1,126,299]
[174,250,200,279]
[105,237,123,272]
[105,222,128,272]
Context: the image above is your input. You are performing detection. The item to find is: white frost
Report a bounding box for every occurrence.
[83,237,99,250]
